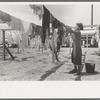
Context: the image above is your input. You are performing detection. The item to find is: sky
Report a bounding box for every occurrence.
[0,5,42,26]
[0,4,100,27]
[94,5,100,25]
[45,5,91,26]
[45,4,100,26]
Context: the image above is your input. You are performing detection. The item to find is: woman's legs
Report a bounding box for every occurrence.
[69,64,77,73]
[69,50,78,73]
[77,65,82,75]
[69,64,82,75]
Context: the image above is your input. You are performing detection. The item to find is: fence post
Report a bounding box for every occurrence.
[2,30,6,61]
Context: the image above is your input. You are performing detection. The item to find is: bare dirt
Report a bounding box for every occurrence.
[0,47,100,81]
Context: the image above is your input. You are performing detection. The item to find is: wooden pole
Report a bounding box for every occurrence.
[98,28,100,52]
[52,28,55,63]
[69,35,71,55]
[69,45,71,55]
[41,43,43,54]
[2,30,6,61]
[91,4,93,26]
[86,34,88,48]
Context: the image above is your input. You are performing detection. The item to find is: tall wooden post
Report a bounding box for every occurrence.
[2,30,6,60]
[52,28,55,63]
[86,34,88,48]
[98,28,100,52]
[69,34,72,55]
[91,4,93,26]
[69,45,71,55]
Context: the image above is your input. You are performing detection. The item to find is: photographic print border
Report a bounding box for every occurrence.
[0,0,100,99]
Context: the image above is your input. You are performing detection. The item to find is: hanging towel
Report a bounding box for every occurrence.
[41,6,50,44]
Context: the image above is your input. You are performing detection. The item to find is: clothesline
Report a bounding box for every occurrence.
[0,5,42,26]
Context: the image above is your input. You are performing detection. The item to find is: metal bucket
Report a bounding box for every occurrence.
[85,63,95,73]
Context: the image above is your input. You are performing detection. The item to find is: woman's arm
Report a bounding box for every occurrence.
[61,23,77,34]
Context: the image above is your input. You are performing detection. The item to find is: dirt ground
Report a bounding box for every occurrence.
[0,47,100,81]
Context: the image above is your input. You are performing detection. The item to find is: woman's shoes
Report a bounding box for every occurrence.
[77,66,81,75]
[76,72,81,75]
[69,68,77,73]
[69,66,81,75]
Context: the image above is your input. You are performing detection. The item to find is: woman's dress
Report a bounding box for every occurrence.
[71,31,82,65]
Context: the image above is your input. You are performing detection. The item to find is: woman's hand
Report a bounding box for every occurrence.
[66,27,73,33]
[61,23,72,33]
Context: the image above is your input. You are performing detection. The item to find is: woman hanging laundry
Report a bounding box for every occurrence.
[64,23,83,75]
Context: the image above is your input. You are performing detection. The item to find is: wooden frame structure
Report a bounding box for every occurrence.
[1,29,16,61]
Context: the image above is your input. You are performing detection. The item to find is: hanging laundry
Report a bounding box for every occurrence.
[41,6,50,44]
[52,19,60,29]
[50,14,55,23]
[58,24,64,44]
[30,5,44,20]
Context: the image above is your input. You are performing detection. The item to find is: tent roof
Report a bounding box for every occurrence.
[0,5,42,26]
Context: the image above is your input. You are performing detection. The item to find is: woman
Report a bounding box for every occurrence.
[64,23,83,75]
[70,23,83,75]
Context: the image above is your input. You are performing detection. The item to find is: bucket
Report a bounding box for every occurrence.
[85,63,95,73]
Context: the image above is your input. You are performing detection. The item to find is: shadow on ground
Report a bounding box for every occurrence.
[39,61,67,81]
[81,71,100,76]
[64,71,100,81]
